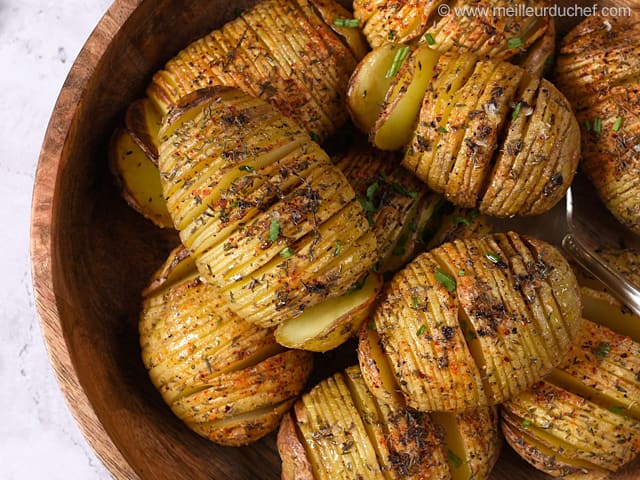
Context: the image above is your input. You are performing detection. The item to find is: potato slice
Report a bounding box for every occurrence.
[276,274,382,352]
[359,232,582,411]
[278,365,501,479]
[140,248,313,446]
[108,126,173,228]
[125,97,163,164]
[581,286,640,343]
[159,87,377,333]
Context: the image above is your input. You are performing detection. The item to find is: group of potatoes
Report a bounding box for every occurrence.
[109,0,640,478]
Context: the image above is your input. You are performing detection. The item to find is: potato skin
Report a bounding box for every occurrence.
[555,16,640,234]
[359,232,582,412]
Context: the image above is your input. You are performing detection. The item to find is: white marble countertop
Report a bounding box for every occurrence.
[0,1,113,478]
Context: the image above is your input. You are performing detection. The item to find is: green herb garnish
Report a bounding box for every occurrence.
[613,116,624,132]
[411,296,421,310]
[434,268,456,292]
[269,219,280,242]
[333,18,360,28]
[334,240,342,257]
[609,406,625,416]
[239,164,255,173]
[458,269,466,276]
[385,45,410,79]
[424,33,436,45]
[508,37,523,49]
[485,252,501,264]
[368,322,377,330]
[447,450,463,468]
[521,419,532,429]
[584,119,592,132]
[454,215,471,227]
[437,126,448,133]
[280,247,295,259]
[416,324,426,336]
[357,197,376,226]
[512,102,522,120]
[310,131,321,142]
[593,117,602,133]
[592,341,611,361]
[379,172,418,198]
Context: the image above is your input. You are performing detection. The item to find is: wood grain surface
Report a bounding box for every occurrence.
[30,0,640,479]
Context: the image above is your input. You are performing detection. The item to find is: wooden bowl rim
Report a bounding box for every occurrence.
[30,0,142,478]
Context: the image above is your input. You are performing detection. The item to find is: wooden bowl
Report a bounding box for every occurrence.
[30,0,640,479]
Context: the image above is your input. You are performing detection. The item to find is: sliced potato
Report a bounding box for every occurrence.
[348,44,580,217]
[140,247,313,446]
[146,0,359,142]
[275,273,383,352]
[125,97,163,164]
[555,16,640,234]
[278,365,501,480]
[108,126,173,228]
[158,87,377,333]
[359,232,583,412]
[502,319,640,478]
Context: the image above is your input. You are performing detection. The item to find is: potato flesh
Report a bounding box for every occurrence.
[108,127,173,228]
[348,44,579,217]
[502,319,640,476]
[279,365,501,479]
[159,88,376,329]
[361,232,582,411]
[139,248,313,446]
[147,0,358,142]
[581,286,640,343]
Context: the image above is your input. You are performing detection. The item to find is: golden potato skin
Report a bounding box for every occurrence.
[278,365,501,480]
[158,87,377,329]
[147,0,364,142]
[555,16,640,234]
[353,0,550,62]
[140,247,313,446]
[502,319,640,478]
[359,232,583,412]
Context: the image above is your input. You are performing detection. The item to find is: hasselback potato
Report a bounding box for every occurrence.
[348,44,580,217]
[278,365,501,479]
[555,16,640,234]
[158,86,377,332]
[358,231,583,412]
[140,246,313,446]
[502,319,640,478]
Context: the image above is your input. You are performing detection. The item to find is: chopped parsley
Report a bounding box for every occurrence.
[512,101,522,120]
[434,268,456,292]
[593,117,602,133]
[609,406,625,416]
[280,247,295,259]
[269,219,280,242]
[437,126,449,134]
[385,45,410,79]
[424,33,436,45]
[485,252,501,264]
[454,215,471,227]
[508,37,523,49]
[447,450,463,468]
[613,116,624,132]
[368,322,377,330]
[592,342,611,362]
[521,419,532,429]
[333,240,342,257]
[239,165,255,173]
[411,296,421,310]
[416,324,426,336]
[379,172,418,198]
[333,18,360,28]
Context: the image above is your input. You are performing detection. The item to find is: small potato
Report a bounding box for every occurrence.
[555,16,640,234]
[140,246,313,446]
[358,231,583,412]
[278,365,501,480]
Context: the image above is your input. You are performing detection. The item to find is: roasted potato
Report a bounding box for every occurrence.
[278,365,501,480]
[147,0,366,143]
[555,16,640,234]
[353,0,551,66]
[358,231,583,412]
[502,319,640,478]
[140,246,313,446]
[158,86,378,335]
[348,45,580,217]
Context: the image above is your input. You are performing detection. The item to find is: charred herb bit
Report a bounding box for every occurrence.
[613,116,624,132]
[619,237,627,249]
[333,18,360,28]
[280,247,295,259]
[434,268,456,292]
[368,322,377,330]
[521,419,532,429]
[348,274,369,294]
[447,449,463,468]
[269,218,281,242]
[333,240,342,257]
[512,101,522,121]
[424,33,436,45]
[592,341,611,362]
[309,131,321,143]
[593,117,602,133]
[416,324,426,337]
[441,325,454,340]
[385,45,410,79]
[508,37,523,49]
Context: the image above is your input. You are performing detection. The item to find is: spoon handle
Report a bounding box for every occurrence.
[562,233,640,317]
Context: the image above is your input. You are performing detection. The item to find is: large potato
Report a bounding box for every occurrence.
[278,365,501,480]
[140,246,313,446]
[147,0,365,143]
[353,0,552,69]
[358,231,583,412]
[502,319,640,478]
[348,45,580,217]
[158,86,378,333]
[555,16,640,234]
